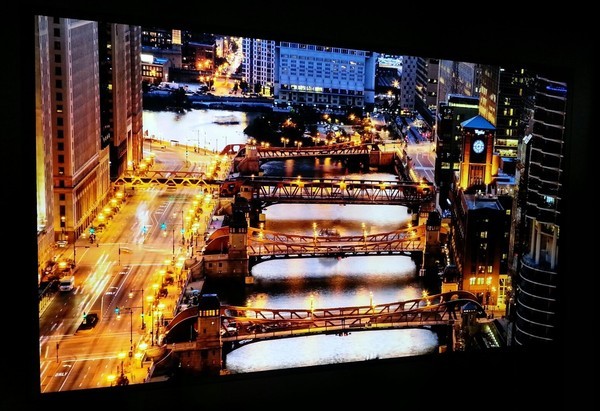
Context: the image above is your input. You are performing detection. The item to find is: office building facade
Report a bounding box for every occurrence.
[437,60,480,108]
[479,65,534,174]
[44,18,111,245]
[274,42,377,112]
[98,23,144,179]
[242,38,276,95]
[400,55,418,110]
[35,16,57,280]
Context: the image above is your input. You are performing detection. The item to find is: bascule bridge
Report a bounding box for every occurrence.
[201,178,440,284]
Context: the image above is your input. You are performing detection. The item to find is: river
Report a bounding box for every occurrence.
[144,108,439,374]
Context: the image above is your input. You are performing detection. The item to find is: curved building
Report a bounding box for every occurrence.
[514,76,567,345]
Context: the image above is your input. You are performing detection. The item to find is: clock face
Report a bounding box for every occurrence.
[473,139,485,154]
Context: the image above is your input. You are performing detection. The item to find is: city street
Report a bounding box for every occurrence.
[405,139,436,182]
[39,145,224,391]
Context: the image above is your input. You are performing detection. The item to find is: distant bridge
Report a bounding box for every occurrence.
[252,142,371,160]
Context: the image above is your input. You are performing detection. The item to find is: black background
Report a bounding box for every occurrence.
[12,2,593,409]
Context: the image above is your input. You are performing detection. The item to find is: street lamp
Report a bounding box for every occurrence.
[155,302,165,345]
[181,209,185,244]
[117,351,126,377]
[147,295,155,346]
[129,289,145,329]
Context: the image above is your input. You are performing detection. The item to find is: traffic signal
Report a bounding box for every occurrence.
[82,311,87,324]
[161,223,167,230]
[142,225,148,234]
[89,227,95,234]
[115,307,120,315]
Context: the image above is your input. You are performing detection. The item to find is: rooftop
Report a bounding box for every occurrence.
[461,114,496,130]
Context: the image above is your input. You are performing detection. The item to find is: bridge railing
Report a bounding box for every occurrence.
[219,291,483,338]
[246,226,426,256]
[250,177,434,205]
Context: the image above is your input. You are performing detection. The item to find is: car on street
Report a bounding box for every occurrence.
[76,313,99,333]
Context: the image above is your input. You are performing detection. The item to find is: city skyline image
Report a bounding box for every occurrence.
[19,5,586,408]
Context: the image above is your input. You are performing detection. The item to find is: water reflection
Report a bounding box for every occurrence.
[263,203,412,237]
[226,329,439,374]
[142,109,259,151]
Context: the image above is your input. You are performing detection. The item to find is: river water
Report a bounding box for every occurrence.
[144,109,439,375]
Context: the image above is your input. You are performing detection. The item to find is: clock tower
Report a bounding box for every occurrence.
[458,115,496,191]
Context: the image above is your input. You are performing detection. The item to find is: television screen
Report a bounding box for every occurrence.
[19,4,589,408]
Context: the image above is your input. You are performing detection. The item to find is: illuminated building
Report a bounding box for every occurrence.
[479,65,534,175]
[435,94,479,210]
[449,113,512,311]
[242,38,276,95]
[98,22,144,179]
[274,42,378,112]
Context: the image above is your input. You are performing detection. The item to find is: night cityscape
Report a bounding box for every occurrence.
[16,5,590,409]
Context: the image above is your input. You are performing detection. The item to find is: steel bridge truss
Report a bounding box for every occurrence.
[246,226,425,257]
[249,177,434,206]
[114,170,212,188]
[255,143,370,159]
[220,290,484,340]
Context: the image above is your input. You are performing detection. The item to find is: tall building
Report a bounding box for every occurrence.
[425,58,439,116]
[437,60,480,108]
[478,65,499,126]
[448,114,512,310]
[413,57,439,126]
[435,94,479,210]
[45,18,111,245]
[141,26,173,49]
[400,55,418,110]
[479,65,534,175]
[173,32,216,83]
[98,23,144,179]
[241,38,276,95]
[274,42,377,112]
[35,17,142,278]
[512,76,567,346]
[35,16,56,281]
[141,27,182,81]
